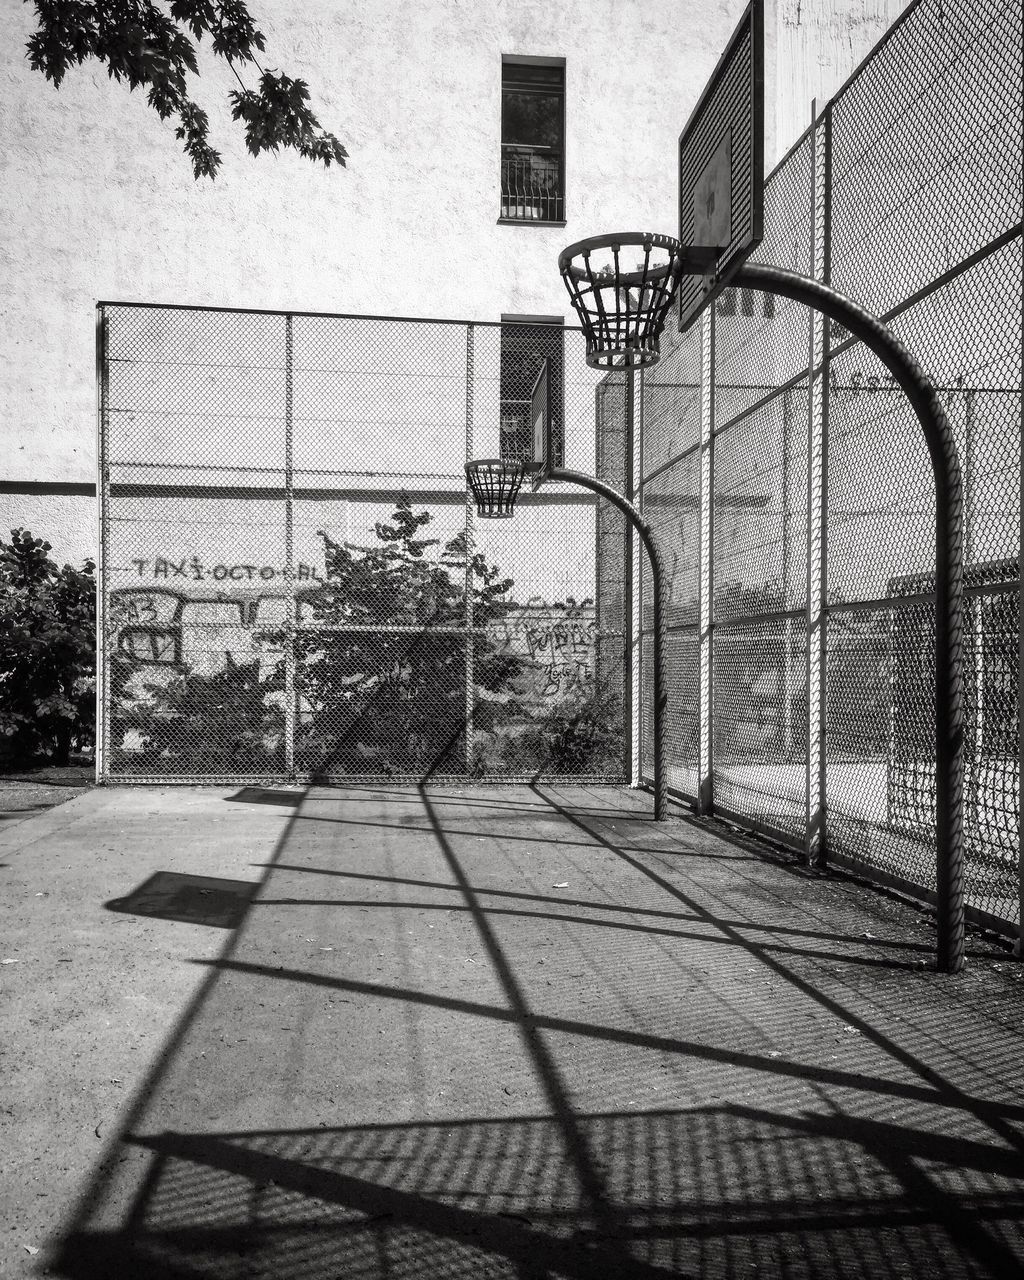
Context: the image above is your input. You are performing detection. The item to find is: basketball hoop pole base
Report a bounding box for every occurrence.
[737,262,965,975]
[548,466,669,821]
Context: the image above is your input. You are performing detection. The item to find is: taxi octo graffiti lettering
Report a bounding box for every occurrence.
[131,557,323,583]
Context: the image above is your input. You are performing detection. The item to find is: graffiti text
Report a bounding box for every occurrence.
[131,557,323,583]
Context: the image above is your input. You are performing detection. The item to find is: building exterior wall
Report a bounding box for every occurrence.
[1,0,908,564]
[772,0,911,150]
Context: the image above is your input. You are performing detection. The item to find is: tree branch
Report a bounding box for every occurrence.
[25,0,347,179]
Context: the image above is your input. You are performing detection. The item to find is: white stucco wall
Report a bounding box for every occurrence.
[773,0,912,151]
[1,0,911,564]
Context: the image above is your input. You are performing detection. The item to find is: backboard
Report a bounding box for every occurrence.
[528,356,551,490]
[677,0,764,331]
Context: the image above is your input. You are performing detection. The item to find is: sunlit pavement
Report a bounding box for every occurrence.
[2,784,1022,1278]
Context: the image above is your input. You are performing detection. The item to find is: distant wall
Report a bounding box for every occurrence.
[2,0,910,565]
[772,0,912,153]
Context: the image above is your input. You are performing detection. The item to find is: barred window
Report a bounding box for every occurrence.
[500,60,565,223]
[499,318,564,468]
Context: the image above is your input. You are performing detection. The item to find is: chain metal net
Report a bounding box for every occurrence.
[638,0,1020,934]
[824,0,1021,926]
[712,390,809,838]
[99,311,625,784]
[636,325,702,794]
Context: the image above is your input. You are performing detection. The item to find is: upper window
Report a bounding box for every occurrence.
[501,60,565,224]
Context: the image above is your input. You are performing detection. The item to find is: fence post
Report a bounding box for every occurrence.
[465,324,475,774]
[95,306,108,784]
[782,390,794,756]
[1015,372,1024,960]
[284,314,296,780]
[627,363,642,785]
[806,101,830,867]
[697,304,715,813]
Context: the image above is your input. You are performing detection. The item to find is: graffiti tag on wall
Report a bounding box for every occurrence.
[110,587,286,676]
[495,602,597,700]
[110,586,601,704]
[131,557,323,583]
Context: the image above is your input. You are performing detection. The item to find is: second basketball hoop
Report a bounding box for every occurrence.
[464,458,526,518]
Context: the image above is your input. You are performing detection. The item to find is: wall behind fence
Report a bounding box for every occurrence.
[98,308,627,785]
[635,0,1022,939]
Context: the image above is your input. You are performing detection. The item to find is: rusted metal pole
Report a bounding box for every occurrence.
[549,466,669,821]
[739,263,965,973]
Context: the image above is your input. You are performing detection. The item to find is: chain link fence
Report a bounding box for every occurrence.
[97,310,626,785]
[96,0,1019,941]
[634,0,1021,938]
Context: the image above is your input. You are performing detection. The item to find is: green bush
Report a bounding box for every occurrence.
[296,496,525,775]
[0,529,96,767]
[128,658,286,771]
[497,675,624,777]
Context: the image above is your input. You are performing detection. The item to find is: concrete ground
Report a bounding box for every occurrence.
[1,783,1023,1279]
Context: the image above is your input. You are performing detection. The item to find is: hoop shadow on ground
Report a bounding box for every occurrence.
[51,784,1024,1279]
[228,787,304,808]
[106,871,259,930]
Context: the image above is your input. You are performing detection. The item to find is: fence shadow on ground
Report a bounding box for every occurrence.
[56,1103,1024,1280]
[50,783,1024,1279]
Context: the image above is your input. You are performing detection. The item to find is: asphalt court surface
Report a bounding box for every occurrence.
[2,783,1023,1278]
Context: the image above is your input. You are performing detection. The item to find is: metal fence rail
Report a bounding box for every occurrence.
[634,0,1021,940]
[97,309,626,785]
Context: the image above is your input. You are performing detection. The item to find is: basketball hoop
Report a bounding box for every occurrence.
[558,232,685,369]
[465,458,527,518]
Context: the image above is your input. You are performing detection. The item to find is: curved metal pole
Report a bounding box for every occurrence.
[738,263,965,974]
[549,466,669,821]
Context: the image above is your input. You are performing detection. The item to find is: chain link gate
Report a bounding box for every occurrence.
[96,309,626,785]
[627,0,1021,940]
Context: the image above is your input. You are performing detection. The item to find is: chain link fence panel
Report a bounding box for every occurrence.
[637,0,1021,937]
[98,308,626,785]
